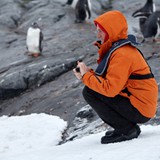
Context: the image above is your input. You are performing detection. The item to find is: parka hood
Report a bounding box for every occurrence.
[94,10,128,43]
[94,10,128,63]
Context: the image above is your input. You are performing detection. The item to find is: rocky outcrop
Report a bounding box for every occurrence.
[0,0,160,143]
[0,0,112,120]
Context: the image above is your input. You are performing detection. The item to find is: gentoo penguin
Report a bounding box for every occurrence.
[67,0,91,23]
[26,22,43,57]
[142,11,160,42]
[75,0,91,23]
[132,0,156,35]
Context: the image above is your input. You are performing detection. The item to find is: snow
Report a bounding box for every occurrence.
[0,113,160,160]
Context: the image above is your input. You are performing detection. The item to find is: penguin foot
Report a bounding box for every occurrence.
[31,53,40,58]
[28,53,40,58]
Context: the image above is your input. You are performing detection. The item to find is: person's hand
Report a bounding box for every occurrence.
[73,61,90,80]
[73,68,82,80]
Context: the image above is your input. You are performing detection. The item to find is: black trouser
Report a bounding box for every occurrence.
[82,86,150,135]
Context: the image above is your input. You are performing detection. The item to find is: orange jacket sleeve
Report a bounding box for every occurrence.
[82,51,132,97]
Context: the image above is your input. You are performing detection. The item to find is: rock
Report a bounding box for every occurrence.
[76,105,95,119]
[0,0,160,143]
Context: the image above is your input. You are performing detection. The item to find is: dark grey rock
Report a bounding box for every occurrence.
[0,0,160,143]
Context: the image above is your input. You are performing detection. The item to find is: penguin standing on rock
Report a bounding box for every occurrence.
[26,22,43,57]
[67,0,91,23]
[143,11,160,42]
[132,0,156,35]
[75,0,91,23]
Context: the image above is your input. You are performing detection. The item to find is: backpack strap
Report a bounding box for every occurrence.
[129,73,154,79]
[95,35,154,80]
[129,48,154,79]
[95,35,139,75]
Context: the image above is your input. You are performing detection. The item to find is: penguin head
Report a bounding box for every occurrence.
[31,22,39,28]
[132,0,155,18]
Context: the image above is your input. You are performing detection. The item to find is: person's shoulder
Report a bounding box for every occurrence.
[109,45,141,63]
[116,44,140,57]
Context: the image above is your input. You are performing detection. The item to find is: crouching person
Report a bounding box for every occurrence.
[73,10,158,144]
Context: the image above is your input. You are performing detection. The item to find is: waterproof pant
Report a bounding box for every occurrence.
[82,86,150,134]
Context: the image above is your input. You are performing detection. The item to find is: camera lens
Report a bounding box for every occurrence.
[75,67,80,72]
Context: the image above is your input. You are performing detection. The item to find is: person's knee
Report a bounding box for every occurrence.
[82,86,95,102]
[82,86,89,99]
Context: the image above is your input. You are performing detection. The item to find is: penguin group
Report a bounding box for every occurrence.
[66,0,92,23]
[26,22,43,57]
[132,0,160,42]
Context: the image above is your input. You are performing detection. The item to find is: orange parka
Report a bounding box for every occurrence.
[82,10,158,118]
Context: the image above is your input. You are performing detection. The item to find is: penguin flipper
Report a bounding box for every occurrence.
[132,9,142,17]
[40,32,43,41]
[86,5,91,19]
[39,32,44,52]
[85,0,91,19]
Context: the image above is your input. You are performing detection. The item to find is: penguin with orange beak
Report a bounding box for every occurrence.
[26,22,43,57]
[67,0,91,23]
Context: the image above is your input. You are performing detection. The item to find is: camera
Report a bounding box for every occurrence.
[75,67,80,73]
[72,60,82,73]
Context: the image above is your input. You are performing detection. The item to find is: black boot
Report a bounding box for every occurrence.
[104,130,118,137]
[101,126,141,144]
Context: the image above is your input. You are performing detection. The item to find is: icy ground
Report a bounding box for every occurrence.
[0,113,160,160]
